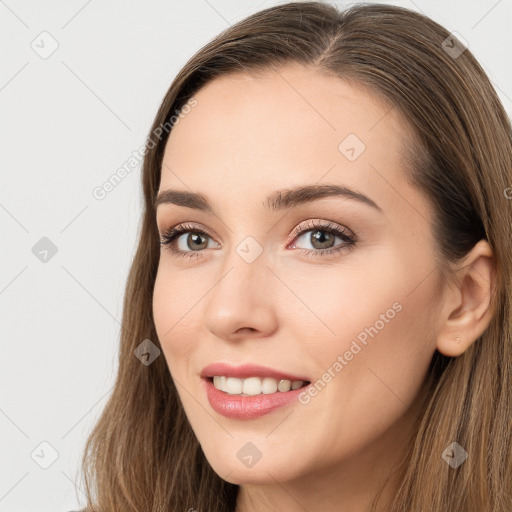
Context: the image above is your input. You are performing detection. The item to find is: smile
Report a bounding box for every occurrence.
[211,375,308,395]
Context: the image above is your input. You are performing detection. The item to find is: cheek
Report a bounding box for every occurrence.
[289,253,438,405]
[152,267,203,372]
[282,258,406,358]
[286,267,437,462]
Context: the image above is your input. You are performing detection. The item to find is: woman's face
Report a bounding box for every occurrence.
[153,64,444,491]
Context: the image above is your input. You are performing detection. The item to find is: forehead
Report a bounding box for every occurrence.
[159,63,428,222]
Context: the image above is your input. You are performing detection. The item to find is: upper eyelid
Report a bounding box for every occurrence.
[289,219,354,239]
[165,222,216,240]
[160,219,354,245]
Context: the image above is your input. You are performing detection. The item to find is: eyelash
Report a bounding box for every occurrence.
[159,220,357,260]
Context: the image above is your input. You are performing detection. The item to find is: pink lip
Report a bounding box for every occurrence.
[202,378,310,420]
[200,363,311,420]
[200,362,309,382]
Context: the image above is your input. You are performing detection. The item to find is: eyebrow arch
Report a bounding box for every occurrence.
[154,184,382,214]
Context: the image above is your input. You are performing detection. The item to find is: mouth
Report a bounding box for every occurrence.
[204,375,311,396]
[202,375,313,420]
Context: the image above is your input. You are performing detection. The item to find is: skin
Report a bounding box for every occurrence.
[152,63,495,512]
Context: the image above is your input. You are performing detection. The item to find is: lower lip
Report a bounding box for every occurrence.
[203,378,309,420]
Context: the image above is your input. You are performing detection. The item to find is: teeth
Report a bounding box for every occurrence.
[262,377,277,394]
[213,376,227,392]
[212,376,307,395]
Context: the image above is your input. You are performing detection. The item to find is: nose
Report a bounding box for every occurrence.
[203,248,279,341]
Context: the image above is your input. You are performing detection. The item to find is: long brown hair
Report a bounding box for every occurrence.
[79,2,512,510]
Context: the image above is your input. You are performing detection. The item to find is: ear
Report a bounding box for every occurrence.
[436,239,496,357]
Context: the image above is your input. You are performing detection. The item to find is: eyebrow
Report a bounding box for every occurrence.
[153,184,382,214]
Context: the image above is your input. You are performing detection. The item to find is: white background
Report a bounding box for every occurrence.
[1,1,511,511]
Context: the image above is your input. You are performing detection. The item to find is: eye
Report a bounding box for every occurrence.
[159,222,220,259]
[159,219,357,260]
[288,219,357,258]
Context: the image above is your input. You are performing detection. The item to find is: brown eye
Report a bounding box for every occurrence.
[290,220,356,255]
[183,232,209,251]
[159,223,220,259]
[309,229,336,250]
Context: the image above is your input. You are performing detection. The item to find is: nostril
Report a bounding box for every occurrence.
[236,327,257,335]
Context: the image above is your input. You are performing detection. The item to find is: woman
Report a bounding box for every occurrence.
[78,2,512,511]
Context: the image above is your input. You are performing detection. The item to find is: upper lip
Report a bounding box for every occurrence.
[200,363,310,382]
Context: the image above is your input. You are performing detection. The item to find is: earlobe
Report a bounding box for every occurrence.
[435,240,496,357]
